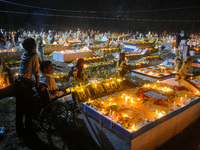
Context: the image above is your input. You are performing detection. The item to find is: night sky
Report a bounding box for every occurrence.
[0,0,200,33]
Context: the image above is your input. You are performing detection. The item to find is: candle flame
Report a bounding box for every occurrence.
[123,114,128,117]
[158,112,163,118]
[131,124,137,131]
[125,96,128,102]
[161,87,173,92]
[196,91,199,95]
[131,98,133,103]
[117,79,121,82]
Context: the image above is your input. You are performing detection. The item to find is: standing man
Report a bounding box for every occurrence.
[37,36,44,61]
[176,31,181,48]
[14,30,21,46]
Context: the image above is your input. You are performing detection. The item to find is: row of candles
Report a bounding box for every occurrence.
[88,84,200,132]
[143,81,174,93]
[93,92,167,132]
[0,49,16,53]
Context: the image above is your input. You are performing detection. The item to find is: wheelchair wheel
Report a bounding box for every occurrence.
[39,101,68,131]
[66,104,83,128]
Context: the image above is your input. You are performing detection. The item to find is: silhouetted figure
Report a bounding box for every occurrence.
[14,38,40,137]
[14,30,21,46]
[176,32,181,48]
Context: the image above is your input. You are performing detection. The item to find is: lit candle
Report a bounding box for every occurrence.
[125,96,128,105]
[109,109,111,117]
[102,108,104,114]
[116,116,119,122]
[173,101,176,109]
[157,112,163,118]
[144,118,147,124]
[123,114,128,118]
[180,97,183,104]
[112,111,115,119]
[131,98,133,105]
[131,124,137,131]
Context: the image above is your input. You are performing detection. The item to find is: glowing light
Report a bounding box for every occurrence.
[125,96,128,102]
[123,114,128,117]
[158,112,163,118]
[131,124,137,131]
[148,71,154,75]
[156,80,160,83]
[161,86,173,92]
[143,84,150,88]
[14,72,18,76]
[131,98,133,103]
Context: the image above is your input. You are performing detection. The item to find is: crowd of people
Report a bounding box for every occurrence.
[0,28,199,51]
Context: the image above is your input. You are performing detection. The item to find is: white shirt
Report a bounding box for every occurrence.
[40,73,58,91]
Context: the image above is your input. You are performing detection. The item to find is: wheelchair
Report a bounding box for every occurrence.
[32,82,82,131]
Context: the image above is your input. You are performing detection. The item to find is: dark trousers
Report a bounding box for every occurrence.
[14,78,34,133]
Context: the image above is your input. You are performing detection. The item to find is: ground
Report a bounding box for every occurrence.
[0,48,200,150]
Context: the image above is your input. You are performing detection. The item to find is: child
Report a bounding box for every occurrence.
[14,38,40,136]
[70,58,87,86]
[39,61,65,99]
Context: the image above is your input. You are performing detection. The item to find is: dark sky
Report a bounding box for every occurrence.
[1,0,200,33]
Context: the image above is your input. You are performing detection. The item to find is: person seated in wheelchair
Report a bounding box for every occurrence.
[39,61,65,100]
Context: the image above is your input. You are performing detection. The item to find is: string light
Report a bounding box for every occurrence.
[0,0,200,14]
[0,10,200,23]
